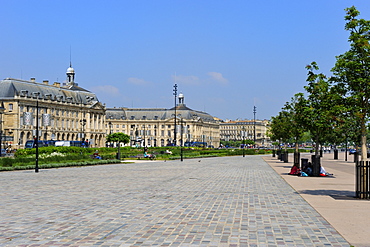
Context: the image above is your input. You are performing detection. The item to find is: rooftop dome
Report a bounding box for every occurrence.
[66,67,75,74]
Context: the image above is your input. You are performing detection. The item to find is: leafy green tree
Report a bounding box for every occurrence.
[269,94,306,167]
[283,93,306,154]
[331,6,370,161]
[269,110,291,149]
[106,133,130,159]
[299,62,338,156]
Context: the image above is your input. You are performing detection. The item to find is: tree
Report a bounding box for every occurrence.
[106,133,130,159]
[299,62,338,156]
[331,6,370,161]
[269,94,306,167]
[269,110,291,148]
[283,93,307,153]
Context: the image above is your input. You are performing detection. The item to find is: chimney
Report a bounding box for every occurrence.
[30,78,36,82]
[43,80,49,85]
[53,82,60,88]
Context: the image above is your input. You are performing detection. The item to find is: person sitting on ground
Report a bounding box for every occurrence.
[288,165,301,176]
[165,149,172,154]
[302,162,313,176]
[93,150,102,159]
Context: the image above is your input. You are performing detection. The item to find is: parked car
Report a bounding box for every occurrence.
[349,149,357,155]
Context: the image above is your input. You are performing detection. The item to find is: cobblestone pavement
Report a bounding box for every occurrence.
[0,156,350,246]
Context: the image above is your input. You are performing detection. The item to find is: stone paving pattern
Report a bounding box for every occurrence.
[0,156,350,246]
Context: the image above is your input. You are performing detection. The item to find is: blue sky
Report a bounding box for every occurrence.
[1,1,370,120]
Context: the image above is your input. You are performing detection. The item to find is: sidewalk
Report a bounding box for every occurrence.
[263,151,370,247]
[0,156,350,246]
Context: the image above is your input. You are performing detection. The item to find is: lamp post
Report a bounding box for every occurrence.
[154,125,157,147]
[35,99,39,173]
[143,124,146,148]
[173,84,177,146]
[108,121,112,147]
[179,115,183,161]
[242,126,245,157]
[253,106,257,145]
[0,102,5,157]
[80,119,87,145]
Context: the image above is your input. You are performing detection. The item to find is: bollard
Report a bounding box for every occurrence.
[311,155,321,177]
[294,152,300,167]
[301,158,309,170]
[284,151,289,163]
[334,149,338,160]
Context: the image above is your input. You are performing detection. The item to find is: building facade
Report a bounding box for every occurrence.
[220,119,270,146]
[0,65,106,149]
[105,94,220,148]
[0,67,221,149]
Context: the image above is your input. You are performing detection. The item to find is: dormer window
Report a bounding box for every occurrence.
[131,116,135,120]
[20,90,28,97]
[32,92,40,99]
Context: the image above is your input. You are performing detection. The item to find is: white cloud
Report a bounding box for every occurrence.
[207,72,229,85]
[90,85,121,96]
[172,74,200,85]
[127,77,151,85]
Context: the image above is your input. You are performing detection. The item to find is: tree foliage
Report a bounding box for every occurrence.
[106,133,130,144]
[331,6,370,160]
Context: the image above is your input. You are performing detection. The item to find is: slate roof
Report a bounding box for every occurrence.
[106,104,217,122]
[0,78,99,105]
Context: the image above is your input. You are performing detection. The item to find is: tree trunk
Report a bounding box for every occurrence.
[294,137,300,168]
[361,122,367,162]
[315,135,320,157]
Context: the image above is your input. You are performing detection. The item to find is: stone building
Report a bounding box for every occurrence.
[105,93,220,148]
[0,66,220,149]
[220,119,270,146]
[0,64,106,149]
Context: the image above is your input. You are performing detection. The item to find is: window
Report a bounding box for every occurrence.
[8,104,13,111]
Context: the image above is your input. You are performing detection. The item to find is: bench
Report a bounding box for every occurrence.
[136,153,156,160]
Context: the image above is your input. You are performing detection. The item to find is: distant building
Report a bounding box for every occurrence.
[105,94,220,148]
[0,66,220,149]
[220,119,270,146]
[0,64,106,149]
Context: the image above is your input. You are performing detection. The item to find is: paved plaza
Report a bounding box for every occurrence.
[1,156,350,246]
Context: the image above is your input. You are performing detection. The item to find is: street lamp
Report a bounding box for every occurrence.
[0,102,5,157]
[179,115,183,161]
[173,84,177,146]
[242,126,245,157]
[154,125,157,147]
[80,119,87,144]
[35,98,39,173]
[253,106,257,145]
[143,124,146,147]
[108,121,113,147]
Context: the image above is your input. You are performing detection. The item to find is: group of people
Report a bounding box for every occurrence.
[289,162,331,177]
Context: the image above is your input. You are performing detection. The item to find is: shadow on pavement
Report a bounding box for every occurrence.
[298,189,356,199]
